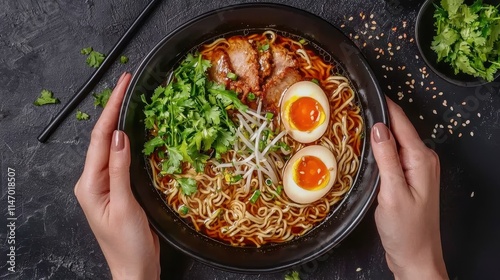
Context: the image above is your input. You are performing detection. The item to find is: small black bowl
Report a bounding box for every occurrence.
[119,3,388,273]
[416,0,500,87]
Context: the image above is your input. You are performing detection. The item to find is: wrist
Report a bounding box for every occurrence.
[391,256,448,280]
[110,263,160,280]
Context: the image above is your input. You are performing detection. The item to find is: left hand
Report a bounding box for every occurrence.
[74,72,160,280]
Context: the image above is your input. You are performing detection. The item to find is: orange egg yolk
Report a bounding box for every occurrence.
[289,97,325,131]
[293,155,330,191]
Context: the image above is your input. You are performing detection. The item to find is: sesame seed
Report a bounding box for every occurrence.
[341,24,345,28]
[365,23,369,28]
[439,124,444,128]
[458,133,462,137]
[409,98,413,102]
[398,35,403,39]
[376,55,380,59]
[409,38,414,43]
[433,110,437,114]
[407,73,412,77]
[401,66,406,70]
[466,120,470,124]
[356,267,362,272]
[368,35,373,39]
[354,35,360,39]
[396,46,401,50]
[438,92,443,96]
[443,100,447,106]
[457,113,462,117]
[370,14,374,19]
[419,115,424,120]
[371,26,377,30]
[470,191,474,197]
[431,134,436,139]
[470,131,474,137]
[432,95,437,99]
[449,129,453,134]
[376,36,380,40]
[477,113,481,117]
[380,33,385,37]
[348,16,353,21]
[415,55,419,59]
[372,20,377,25]
[388,85,392,90]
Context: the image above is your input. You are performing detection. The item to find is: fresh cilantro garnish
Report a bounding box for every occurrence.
[431,0,500,81]
[34,89,60,106]
[76,109,89,121]
[142,53,246,186]
[284,271,300,280]
[82,48,105,68]
[120,55,129,64]
[177,178,197,196]
[93,88,112,108]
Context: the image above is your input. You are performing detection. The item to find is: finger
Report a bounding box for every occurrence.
[83,73,131,177]
[385,97,427,151]
[371,123,411,201]
[108,130,134,205]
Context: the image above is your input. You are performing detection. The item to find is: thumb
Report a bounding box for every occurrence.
[108,130,134,204]
[371,123,410,200]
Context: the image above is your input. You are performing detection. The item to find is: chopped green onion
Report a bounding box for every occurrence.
[265,178,272,186]
[299,38,307,45]
[311,78,319,85]
[250,190,261,203]
[179,205,189,215]
[247,92,256,101]
[259,44,270,52]
[279,141,291,151]
[265,112,274,120]
[230,174,243,183]
[227,72,238,81]
[276,185,283,196]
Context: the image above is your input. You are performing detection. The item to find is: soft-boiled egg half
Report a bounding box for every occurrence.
[283,145,337,204]
[281,81,330,143]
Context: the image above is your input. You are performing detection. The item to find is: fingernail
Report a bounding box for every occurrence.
[373,123,390,143]
[112,130,125,151]
[117,72,127,85]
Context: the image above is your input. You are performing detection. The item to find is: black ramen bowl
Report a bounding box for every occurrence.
[119,3,388,273]
[416,0,500,87]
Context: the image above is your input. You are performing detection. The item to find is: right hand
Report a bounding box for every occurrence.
[371,98,448,280]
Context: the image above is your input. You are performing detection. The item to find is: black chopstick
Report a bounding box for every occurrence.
[37,0,162,143]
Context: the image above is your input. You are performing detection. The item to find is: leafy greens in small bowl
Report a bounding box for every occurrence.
[416,0,500,87]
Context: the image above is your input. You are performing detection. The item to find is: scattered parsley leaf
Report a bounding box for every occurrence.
[76,109,90,121]
[86,50,105,68]
[80,47,93,55]
[284,271,300,280]
[120,55,129,64]
[227,72,238,81]
[177,178,197,196]
[93,88,112,108]
[34,89,60,106]
[258,43,270,52]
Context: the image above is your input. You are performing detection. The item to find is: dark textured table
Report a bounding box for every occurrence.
[1,0,499,279]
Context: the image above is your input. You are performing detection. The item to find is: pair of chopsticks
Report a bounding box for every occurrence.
[37,0,162,143]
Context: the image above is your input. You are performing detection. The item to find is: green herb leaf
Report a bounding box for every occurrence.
[311,78,320,85]
[80,47,93,55]
[93,88,112,108]
[276,185,283,196]
[259,43,270,52]
[177,178,197,196]
[34,89,60,106]
[143,136,164,156]
[86,50,105,68]
[76,109,90,121]
[230,174,243,184]
[284,271,301,280]
[432,0,500,81]
[120,55,129,64]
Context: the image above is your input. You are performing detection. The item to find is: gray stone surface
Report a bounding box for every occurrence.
[1,0,499,279]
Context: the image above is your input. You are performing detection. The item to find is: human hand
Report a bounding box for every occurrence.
[371,98,448,280]
[74,73,160,280]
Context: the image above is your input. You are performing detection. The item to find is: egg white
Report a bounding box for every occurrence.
[283,145,337,204]
[280,81,330,143]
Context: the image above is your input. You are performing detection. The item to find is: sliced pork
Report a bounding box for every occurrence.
[226,36,260,94]
[263,68,302,112]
